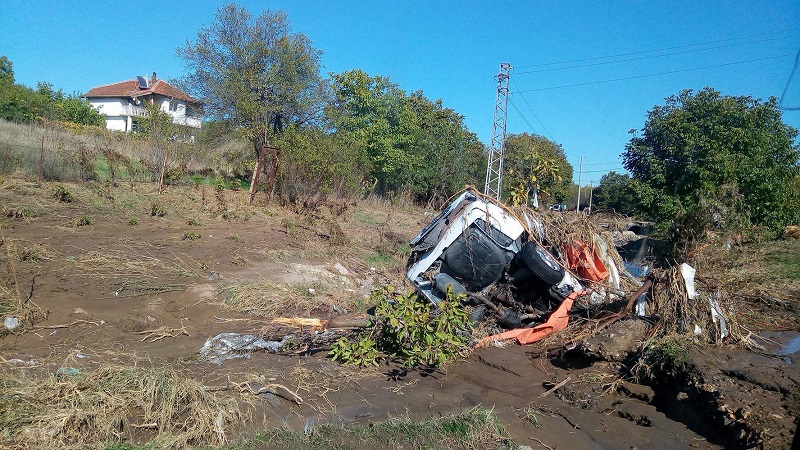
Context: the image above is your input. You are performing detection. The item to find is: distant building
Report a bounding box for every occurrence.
[82,73,202,133]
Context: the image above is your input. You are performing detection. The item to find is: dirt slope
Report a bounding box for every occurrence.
[1,178,797,449]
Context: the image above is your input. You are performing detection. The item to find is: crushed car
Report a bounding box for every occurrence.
[406,188,595,330]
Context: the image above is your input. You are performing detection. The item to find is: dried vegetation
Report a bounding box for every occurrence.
[0,365,246,449]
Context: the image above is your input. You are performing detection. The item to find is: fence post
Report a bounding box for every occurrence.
[158,148,168,194]
[38,135,44,181]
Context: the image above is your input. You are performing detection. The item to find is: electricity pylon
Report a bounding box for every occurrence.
[484,62,511,201]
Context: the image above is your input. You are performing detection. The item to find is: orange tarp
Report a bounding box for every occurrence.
[564,239,609,282]
[476,291,583,346]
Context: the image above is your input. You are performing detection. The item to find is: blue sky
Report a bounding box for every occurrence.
[2,1,799,184]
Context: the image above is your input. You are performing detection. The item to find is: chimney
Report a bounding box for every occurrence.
[151,72,157,85]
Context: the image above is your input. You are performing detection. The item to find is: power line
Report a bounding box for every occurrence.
[583,161,625,167]
[510,78,555,140]
[582,168,626,173]
[780,47,800,110]
[514,28,800,69]
[508,98,540,135]
[512,53,795,93]
[514,34,800,75]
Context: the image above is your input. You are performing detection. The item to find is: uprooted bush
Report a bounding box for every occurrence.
[330,286,473,368]
[0,366,246,449]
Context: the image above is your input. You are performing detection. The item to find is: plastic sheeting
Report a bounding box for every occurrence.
[199,333,290,365]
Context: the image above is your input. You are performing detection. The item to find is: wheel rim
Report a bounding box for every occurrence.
[535,246,560,272]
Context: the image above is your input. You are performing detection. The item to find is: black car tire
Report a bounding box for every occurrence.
[519,242,564,286]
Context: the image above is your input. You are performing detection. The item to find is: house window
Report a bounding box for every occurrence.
[169,101,178,112]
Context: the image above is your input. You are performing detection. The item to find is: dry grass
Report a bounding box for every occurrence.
[4,238,59,262]
[289,361,380,416]
[75,250,167,279]
[218,278,342,319]
[257,406,512,450]
[644,266,756,349]
[0,365,248,449]
[72,247,202,280]
[691,239,800,300]
[0,230,49,335]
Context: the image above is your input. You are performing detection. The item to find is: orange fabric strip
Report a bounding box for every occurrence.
[476,291,582,347]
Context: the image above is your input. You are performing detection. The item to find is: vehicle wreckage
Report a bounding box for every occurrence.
[406,187,632,343]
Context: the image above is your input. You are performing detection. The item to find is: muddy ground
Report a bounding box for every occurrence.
[1,178,798,449]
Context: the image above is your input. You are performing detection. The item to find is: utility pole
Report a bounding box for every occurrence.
[575,156,583,212]
[484,63,511,201]
[588,180,594,214]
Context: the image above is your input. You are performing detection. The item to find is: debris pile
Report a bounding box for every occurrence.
[405,187,751,351]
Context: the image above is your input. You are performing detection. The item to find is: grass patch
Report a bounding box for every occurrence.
[366,250,397,269]
[74,248,201,279]
[251,408,512,450]
[73,214,92,227]
[218,279,321,318]
[3,206,35,219]
[0,232,49,334]
[522,405,543,428]
[52,184,74,203]
[0,366,245,449]
[150,201,167,217]
[5,239,58,262]
[182,230,202,240]
[768,241,800,280]
[354,211,378,225]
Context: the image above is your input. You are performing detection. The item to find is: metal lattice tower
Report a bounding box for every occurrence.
[484,63,511,201]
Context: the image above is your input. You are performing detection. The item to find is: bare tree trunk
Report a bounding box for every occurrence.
[158,147,169,194]
[266,147,281,204]
[248,145,267,205]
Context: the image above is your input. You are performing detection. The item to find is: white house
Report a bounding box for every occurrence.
[82,73,202,133]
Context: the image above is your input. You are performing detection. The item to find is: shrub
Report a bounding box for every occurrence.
[150,201,167,217]
[52,184,74,203]
[330,286,472,368]
[74,214,92,227]
[182,230,201,240]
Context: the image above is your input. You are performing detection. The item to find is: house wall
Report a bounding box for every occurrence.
[88,98,125,117]
[105,117,128,132]
[87,96,202,131]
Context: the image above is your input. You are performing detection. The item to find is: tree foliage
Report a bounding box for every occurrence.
[0,56,13,85]
[0,58,104,127]
[593,171,639,214]
[327,69,484,200]
[623,87,800,242]
[502,133,572,206]
[176,4,326,154]
[135,101,178,140]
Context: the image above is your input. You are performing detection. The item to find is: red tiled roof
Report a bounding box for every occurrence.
[83,78,201,105]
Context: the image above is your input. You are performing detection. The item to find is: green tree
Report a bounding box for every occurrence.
[0,56,14,85]
[593,171,639,214]
[502,133,572,207]
[327,69,406,193]
[0,58,104,127]
[136,101,177,140]
[58,95,105,127]
[327,69,485,200]
[623,87,800,243]
[176,4,326,198]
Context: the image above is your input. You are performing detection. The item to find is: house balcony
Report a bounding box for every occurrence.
[120,105,146,116]
[119,105,201,129]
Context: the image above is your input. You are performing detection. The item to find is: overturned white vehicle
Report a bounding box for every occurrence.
[406,189,587,326]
